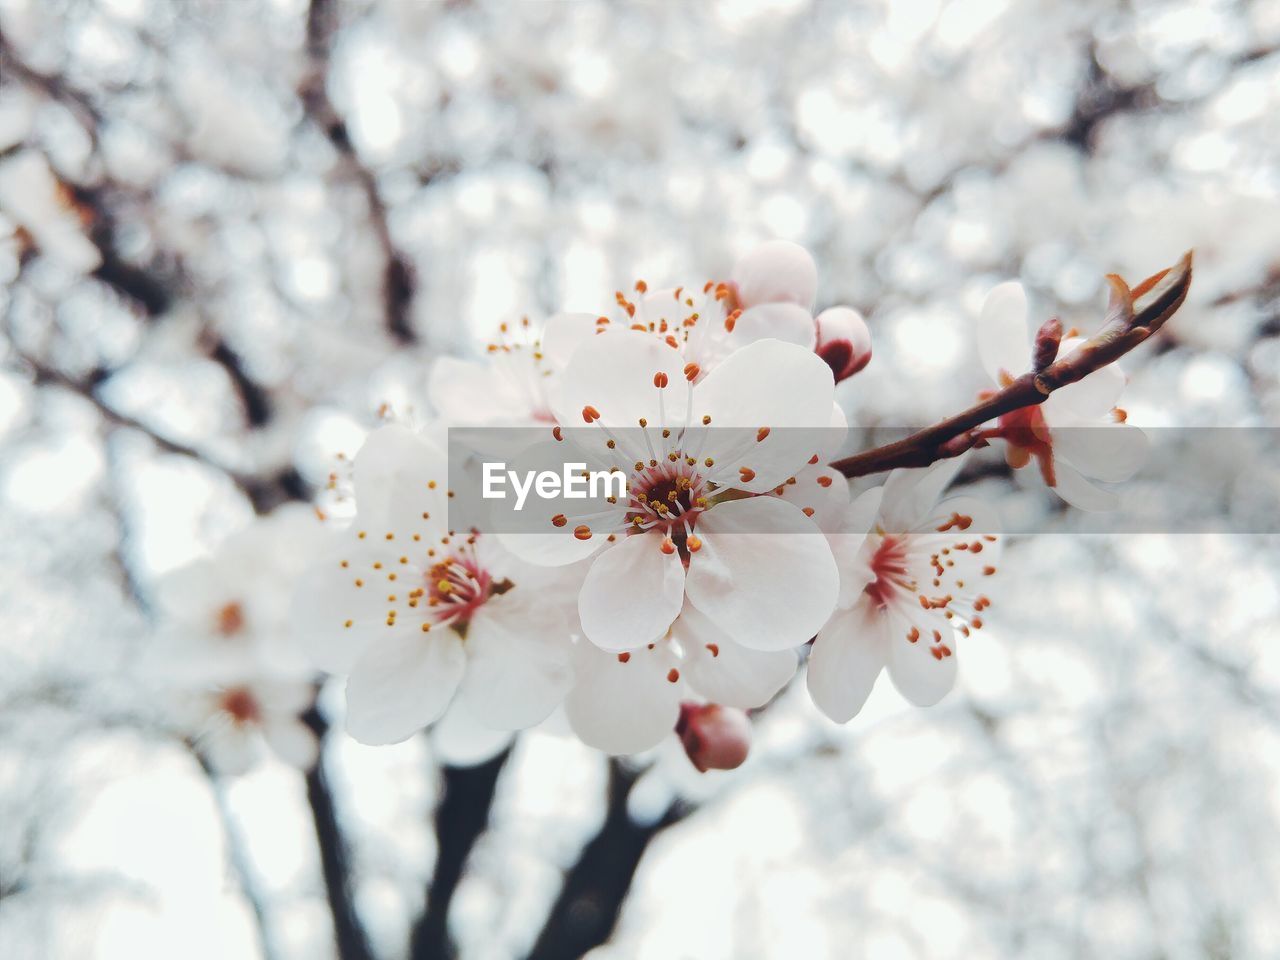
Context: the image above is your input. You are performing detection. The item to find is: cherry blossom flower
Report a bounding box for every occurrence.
[150,503,329,675]
[428,312,599,427]
[595,241,821,380]
[807,458,1001,723]
[291,425,576,745]
[978,281,1149,510]
[175,672,320,775]
[563,602,796,754]
[501,329,840,656]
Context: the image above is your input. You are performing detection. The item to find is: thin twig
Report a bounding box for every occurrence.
[192,748,282,960]
[300,0,417,345]
[830,252,1193,480]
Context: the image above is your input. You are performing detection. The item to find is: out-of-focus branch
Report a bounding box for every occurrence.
[300,0,418,346]
[408,749,512,960]
[301,707,376,960]
[0,28,102,134]
[192,747,281,960]
[830,252,1193,480]
[524,761,694,960]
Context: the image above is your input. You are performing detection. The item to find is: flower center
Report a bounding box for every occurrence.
[219,687,261,726]
[425,550,495,627]
[997,405,1056,486]
[864,534,914,609]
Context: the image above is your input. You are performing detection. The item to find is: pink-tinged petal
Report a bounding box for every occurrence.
[344,629,466,745]
[732,240,818,310]
[806,599,890,723]
[886,609,958,707]
[977,281,1030,384]
[553,328,688,430]
[1048,458,1120,511]
[262,717,320,770]
[291,540,407,674]
[453,592,574,730]
[674,604,797,708]
[815,307,873,382]
[693,339,835,492]
[1042,355,1126,422]
[564,641,683,754]
[578,532,686,651]
[685,496,838,651]
[1049,422,1148,482]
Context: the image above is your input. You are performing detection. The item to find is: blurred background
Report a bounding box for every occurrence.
[3,0,1280,958]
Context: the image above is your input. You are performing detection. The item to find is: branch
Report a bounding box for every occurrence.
[831,252,1193,480]
[524,761,694,960]
[408,749,512,960]
[301,707,376,960]
[300,0,417,346]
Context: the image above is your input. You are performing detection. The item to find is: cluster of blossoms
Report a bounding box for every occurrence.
[154,241,1151,773]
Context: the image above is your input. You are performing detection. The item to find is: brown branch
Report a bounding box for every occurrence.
[408,749,512,960]
[524,761,694,960]
[831,252,1193,480]
[300,0,418,346]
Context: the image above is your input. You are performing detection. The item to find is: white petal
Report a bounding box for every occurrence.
[1043,358,1126,422]
[1049,422,1148,482]
[726,302,816,352]
[200,727,262,776]
[564,641,682,755]
[693,339,835,492]
[806,600,889,723]
[539,311,601,370]
[578,532,686,650]
[878,452,971,531]
[772,462,851,533]
[453,592,574,729]
[429,356,527,425]
[732,240,818,310]
[886,611,958,707]
[685,497,838,651]
[977,281,1029,384]
[1048,458,1120,511]
[675,603,797,708]
[344,629,466,745]
[554,328,688,430]
[262,718,320,770]
[351,425,449,536]
[291,540,405,674]
[431,697,515,767]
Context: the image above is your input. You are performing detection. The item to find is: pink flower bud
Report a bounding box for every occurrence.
[814,306,872,382]
[677,703,751,773]
[731,240,818,311]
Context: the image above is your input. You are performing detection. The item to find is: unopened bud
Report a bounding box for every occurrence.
[814,307,872,382]
[677,703,751,773]
[1032,316,1062,371]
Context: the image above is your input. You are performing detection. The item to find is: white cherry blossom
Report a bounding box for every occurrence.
[807,457,1002,723]
[291,425,576,745]
[501,329,840,656]
[978,281,1149,510]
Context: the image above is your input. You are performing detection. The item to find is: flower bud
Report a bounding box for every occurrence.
[677,703,751,773]
[731,240,818,311]
[1032,316,1062,371]
[814,306,872,382]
